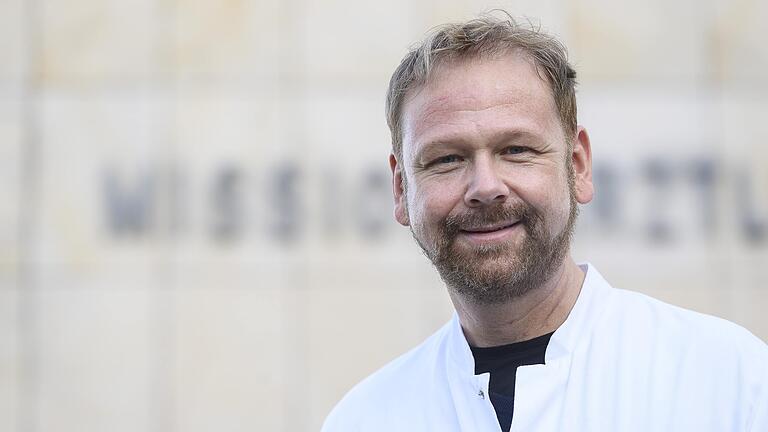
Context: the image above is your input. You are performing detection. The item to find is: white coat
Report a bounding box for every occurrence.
[322,264,768,431]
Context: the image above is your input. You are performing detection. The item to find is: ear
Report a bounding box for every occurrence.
[571,126,594,204]
[389,153,410,226]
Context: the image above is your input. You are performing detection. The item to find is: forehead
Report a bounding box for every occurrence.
[400,54,561,155]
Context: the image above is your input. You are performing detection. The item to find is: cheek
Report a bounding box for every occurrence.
[514,168,571,214]
[408,182,461,223]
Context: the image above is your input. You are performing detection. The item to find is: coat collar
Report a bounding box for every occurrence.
[446,263,613,374]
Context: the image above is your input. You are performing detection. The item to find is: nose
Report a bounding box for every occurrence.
[464,156,509,207]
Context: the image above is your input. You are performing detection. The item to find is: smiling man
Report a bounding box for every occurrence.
[322,13,768,432]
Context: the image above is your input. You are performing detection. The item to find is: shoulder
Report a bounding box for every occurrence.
[605,286,767,354]
[321,320,453,432]
[594,285,768,398]
[571,274,768,429]
[599,287,768,428]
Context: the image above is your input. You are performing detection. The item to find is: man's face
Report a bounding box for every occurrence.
[390,54,593,304]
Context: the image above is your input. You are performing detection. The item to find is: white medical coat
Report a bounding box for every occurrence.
[322,264,768,431]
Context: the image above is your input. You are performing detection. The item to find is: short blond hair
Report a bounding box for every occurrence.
[385,12,578,161]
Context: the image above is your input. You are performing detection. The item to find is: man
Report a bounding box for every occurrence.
[323,13,768,432]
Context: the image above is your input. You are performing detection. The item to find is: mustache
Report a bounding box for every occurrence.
[443,203,536,237]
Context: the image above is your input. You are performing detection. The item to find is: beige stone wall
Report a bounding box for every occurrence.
[1,0,767,431]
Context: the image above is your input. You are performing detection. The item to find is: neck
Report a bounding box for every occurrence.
[449,257,585,348]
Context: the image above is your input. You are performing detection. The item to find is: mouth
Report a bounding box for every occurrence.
[457,220,522,245]
[460,221,520,234]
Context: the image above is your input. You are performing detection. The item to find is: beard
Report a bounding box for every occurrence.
[411,192,578,305]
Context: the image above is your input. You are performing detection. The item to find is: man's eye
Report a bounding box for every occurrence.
[503,146,527,155]
[433,155,462,165]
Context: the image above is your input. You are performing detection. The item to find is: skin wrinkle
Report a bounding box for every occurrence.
[408,99,551,146]
[406,110,560,173]
[404,101,560,170]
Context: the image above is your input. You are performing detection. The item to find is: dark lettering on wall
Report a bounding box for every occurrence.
[98,157,767,247]
[320,168,344,239]
[591,164,622,233]
[211,166,243,242]
[687,157,717,235]
[103,169,156,236]
[268,162,302,243]
[356,169,390,239]
[735,167,767,244]
[643,159,674,243]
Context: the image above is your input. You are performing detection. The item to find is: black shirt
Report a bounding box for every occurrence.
[470,332,554,432]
